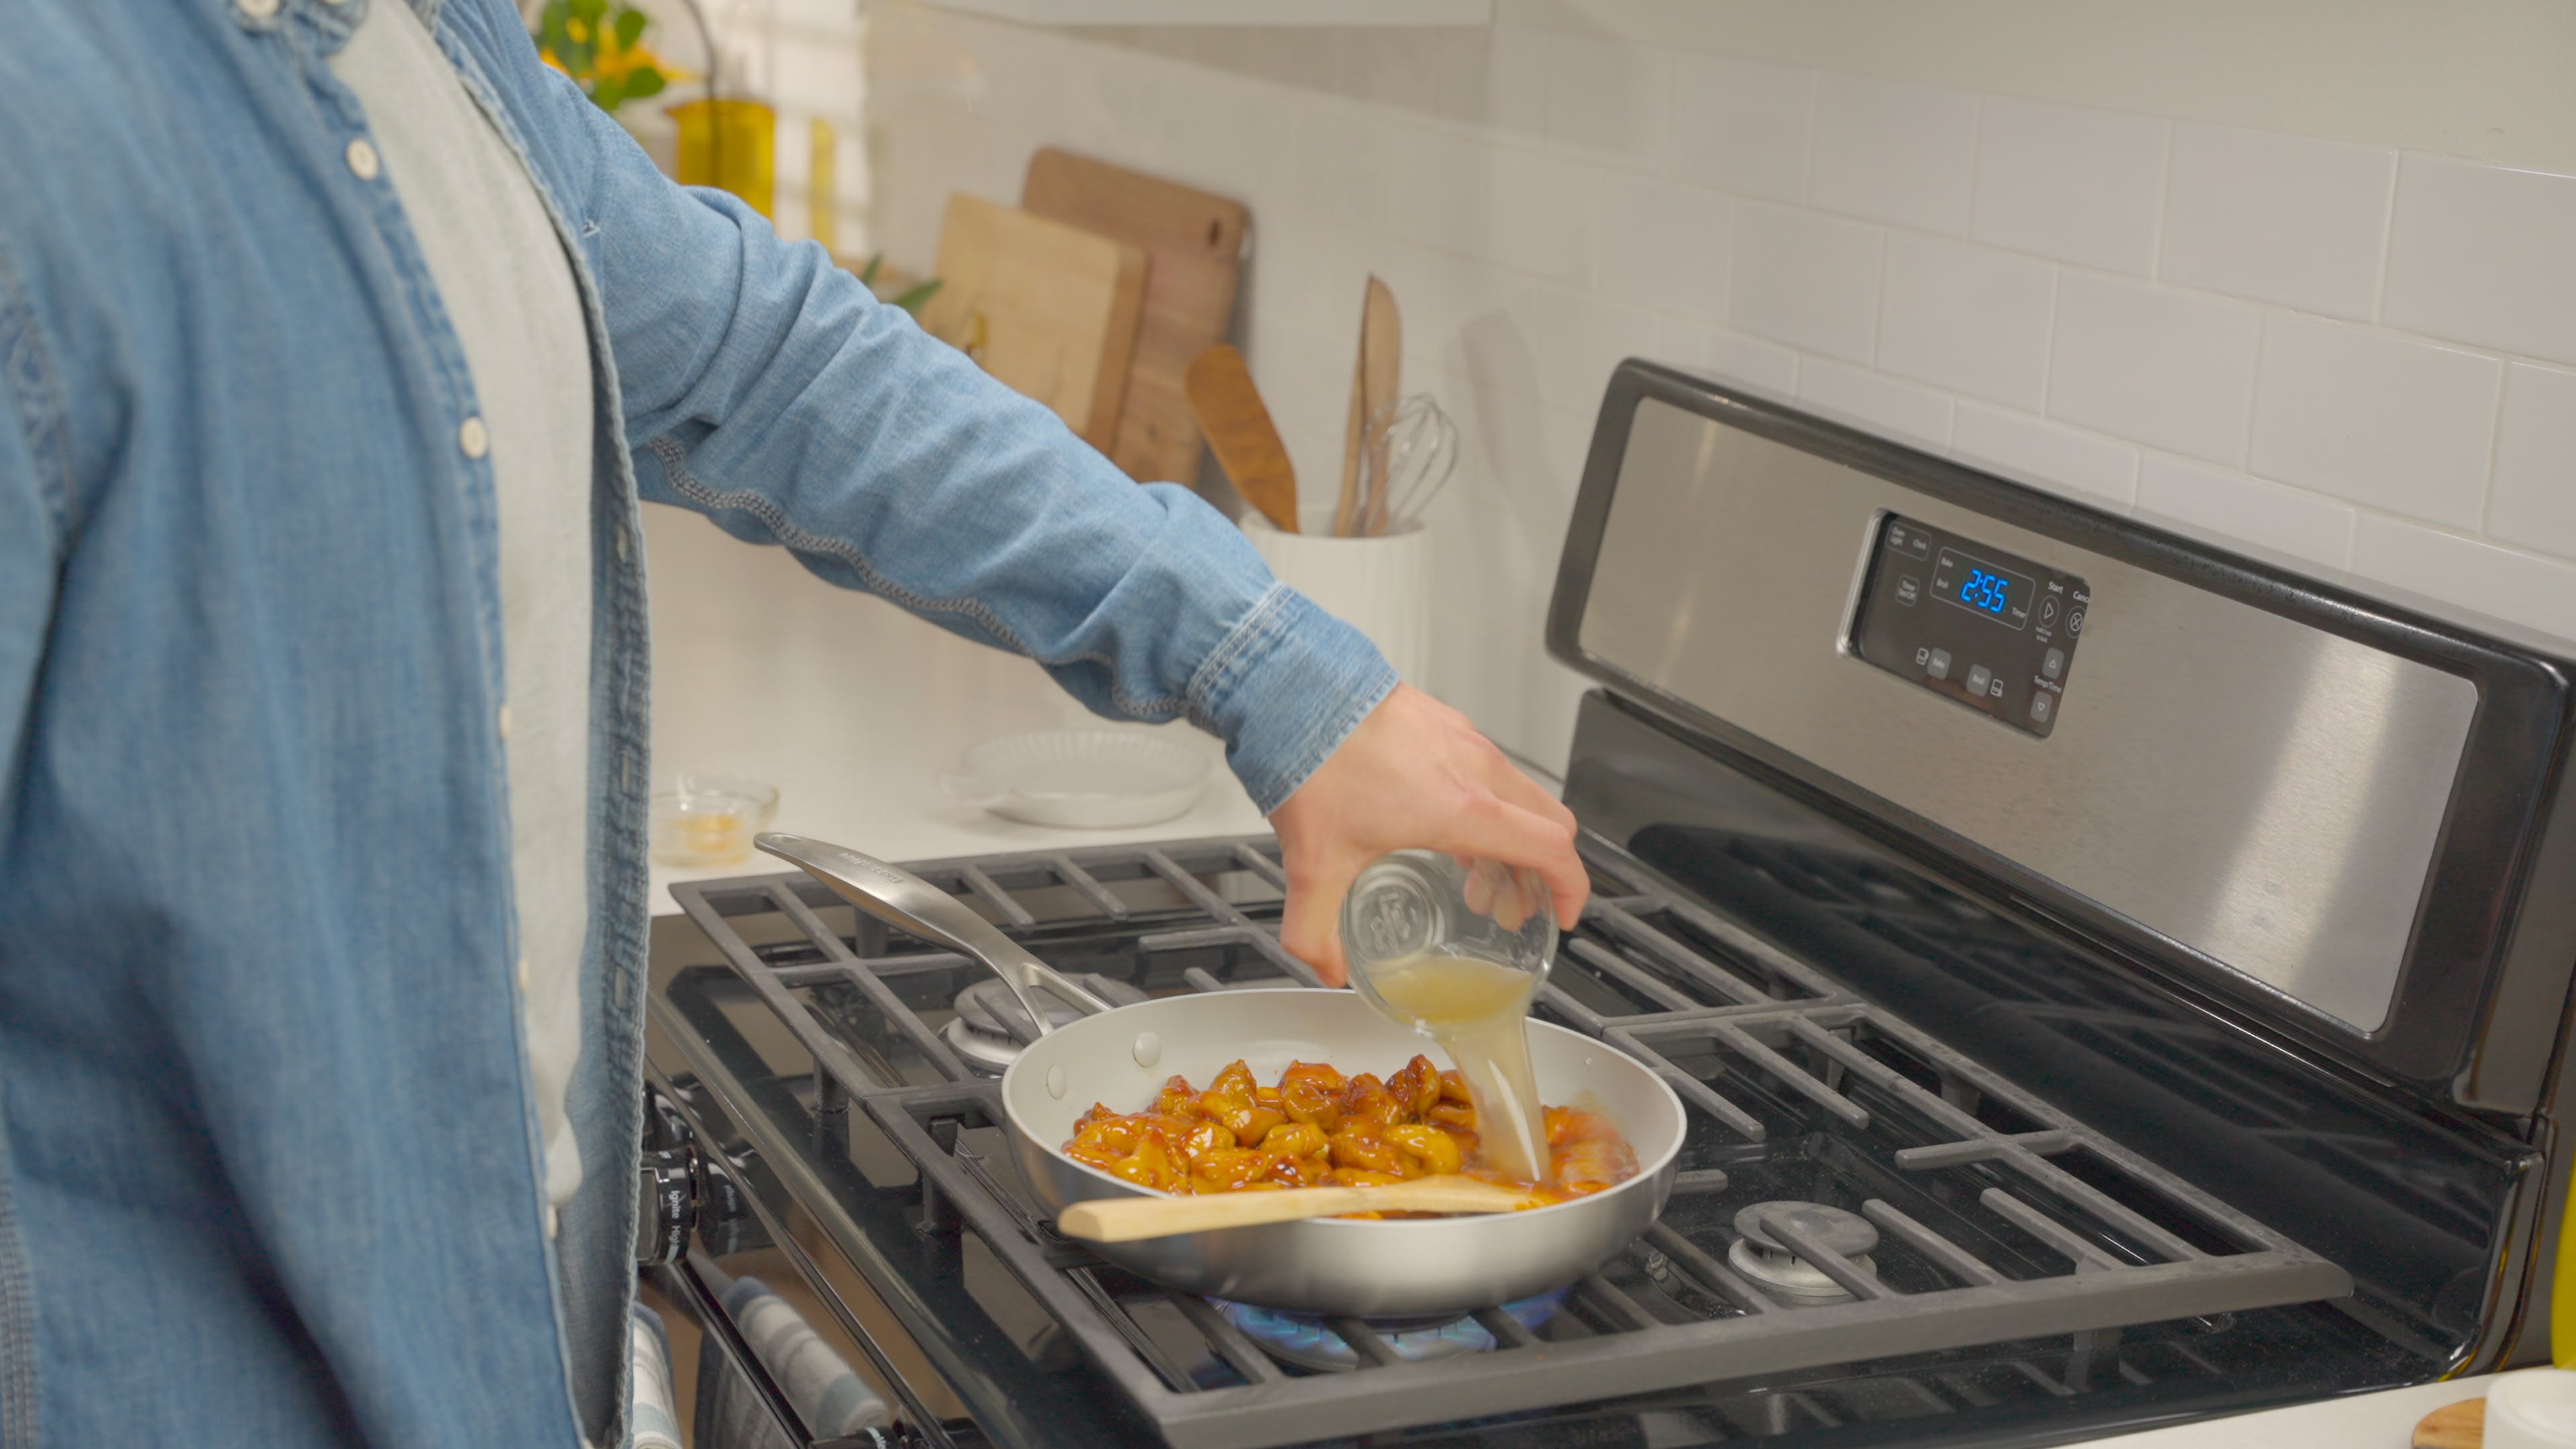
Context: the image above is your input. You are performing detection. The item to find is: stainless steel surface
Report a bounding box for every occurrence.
[758,832,1113,1035]
[1576,398,2479,1033]
[1000,987,1685,1316]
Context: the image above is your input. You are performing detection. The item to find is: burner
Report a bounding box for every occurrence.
[941,973,1148,1073]
[1214,1289,1569,1373]
[1725,1201,1879,1307]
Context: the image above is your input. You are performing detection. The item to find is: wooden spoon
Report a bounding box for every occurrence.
[1185,344,1299,534]
[1058,1178,1540,1243]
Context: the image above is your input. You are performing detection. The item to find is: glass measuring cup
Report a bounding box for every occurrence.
[1339,851,1558,1181]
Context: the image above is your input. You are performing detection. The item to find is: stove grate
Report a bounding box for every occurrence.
[662,835,2354,1449]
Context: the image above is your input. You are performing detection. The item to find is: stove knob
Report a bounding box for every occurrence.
[636,1146,696,1267]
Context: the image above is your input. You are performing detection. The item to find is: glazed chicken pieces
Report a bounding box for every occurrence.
[1061,1055,1638,1207]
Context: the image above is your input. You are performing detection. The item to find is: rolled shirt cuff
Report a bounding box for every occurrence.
[1189,583,1400,815]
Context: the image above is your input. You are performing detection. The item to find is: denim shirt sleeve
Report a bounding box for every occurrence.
[0,246,63,834]
[494,56,1395,812]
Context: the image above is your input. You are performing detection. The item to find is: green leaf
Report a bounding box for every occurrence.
[570,0,606,20]
[858,254,883,286]
[890,278,944,315]
[592,75,625,111]
[623,66,665,100]
[613,7,647,49]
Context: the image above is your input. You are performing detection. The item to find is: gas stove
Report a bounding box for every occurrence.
[641,363,2576,1448]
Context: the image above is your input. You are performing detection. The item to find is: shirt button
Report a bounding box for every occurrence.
[458,416,490,460]
[496,704,512,740]
[516,956,531,994]
[545,1203,560,1240]
[236,0,279,19]
[345,137,381,181]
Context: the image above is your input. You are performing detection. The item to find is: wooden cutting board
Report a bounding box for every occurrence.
[1022,149,1248,486]
[915,193,1147,453]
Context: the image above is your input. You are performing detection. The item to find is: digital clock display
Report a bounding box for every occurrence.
[1930,548,2036,631]
[1960,566,2013,616]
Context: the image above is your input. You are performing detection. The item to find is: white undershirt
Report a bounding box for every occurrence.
[332,0,596,1217]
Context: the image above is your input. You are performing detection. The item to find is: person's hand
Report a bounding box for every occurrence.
[1267,684,1588,985]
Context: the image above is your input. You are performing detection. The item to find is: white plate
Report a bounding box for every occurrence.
[941,730,1210,828]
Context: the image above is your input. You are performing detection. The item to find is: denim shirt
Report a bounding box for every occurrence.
[0,1,1394,1444]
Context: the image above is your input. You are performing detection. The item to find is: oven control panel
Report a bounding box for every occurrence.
[1849,514,2089,737]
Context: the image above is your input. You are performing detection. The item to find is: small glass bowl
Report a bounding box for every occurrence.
[649,775,780,867]
[1340,849,1556,1020]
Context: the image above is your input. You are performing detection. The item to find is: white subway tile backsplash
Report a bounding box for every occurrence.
[1379,124,1489,258]
[1808,73,1980,235]
[2048,274,2259,464]
[876,12,2576,760]
[1479,23,1551,136]
[1875,234,2054,411]
[1289,103,1389,229]
[2159,125,2392,323]
[1970,97,2165,275]
[2489,362,2576,561]
[1483,147,1590,285]
[1510,285,1666,411]
[2247,317,2500,529]
[1951,404,2139,505]
[1654,321,1799,400]
[2383,155,2576,368]
[1665,53,1815,205]
[1544,31,1666,158]
[1796,360,1953,450]
[1589,175,1730,322]
[2351,517,2576,641]
[2135,456,2355,572]
[1729,203,1882,363]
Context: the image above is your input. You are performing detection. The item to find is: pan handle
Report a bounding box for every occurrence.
[755,833,1112,1036]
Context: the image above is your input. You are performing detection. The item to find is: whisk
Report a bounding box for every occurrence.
[1353,394,1459,537]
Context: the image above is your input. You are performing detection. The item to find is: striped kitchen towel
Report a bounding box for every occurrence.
[629,1302,684,1449]
[695,1275,892,1447]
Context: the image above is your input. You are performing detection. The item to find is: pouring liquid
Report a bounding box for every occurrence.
[1364,950,1548,1183]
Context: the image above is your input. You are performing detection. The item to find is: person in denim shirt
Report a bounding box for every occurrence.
[0,0,1585,1444]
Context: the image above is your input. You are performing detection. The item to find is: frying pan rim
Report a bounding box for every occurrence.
[1000,987,1687,1228]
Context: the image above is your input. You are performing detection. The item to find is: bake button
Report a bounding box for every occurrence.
[1926,649,1951,681]
[2031,692,2054,723]
[2042,647,2064,680]
[1965,663,1993,697]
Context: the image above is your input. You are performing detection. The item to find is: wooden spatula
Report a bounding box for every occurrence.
[1057,1177,1540,1243]
[1185,344,1299,533]
[1333,275,1402,537]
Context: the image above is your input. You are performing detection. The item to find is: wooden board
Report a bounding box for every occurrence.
[916,193,1146,453]
[1022,149,1248,486]
[2414,1396,2483,1448]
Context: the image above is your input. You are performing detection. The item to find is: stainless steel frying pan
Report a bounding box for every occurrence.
[759,833,1686,1318]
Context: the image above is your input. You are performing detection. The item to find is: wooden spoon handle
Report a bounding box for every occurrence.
[1058,1180,1537,1243]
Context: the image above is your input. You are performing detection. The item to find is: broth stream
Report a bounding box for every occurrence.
[1366,950,1548,1182]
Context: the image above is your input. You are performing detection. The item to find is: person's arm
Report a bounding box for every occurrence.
[476,12,1583,977]
[0,292,57,840]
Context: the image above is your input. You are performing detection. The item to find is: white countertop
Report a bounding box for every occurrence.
[640,505,1271,914]
[638,504,2513,1446]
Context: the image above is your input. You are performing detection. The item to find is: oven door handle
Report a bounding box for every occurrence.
[645,1254,898,1449]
